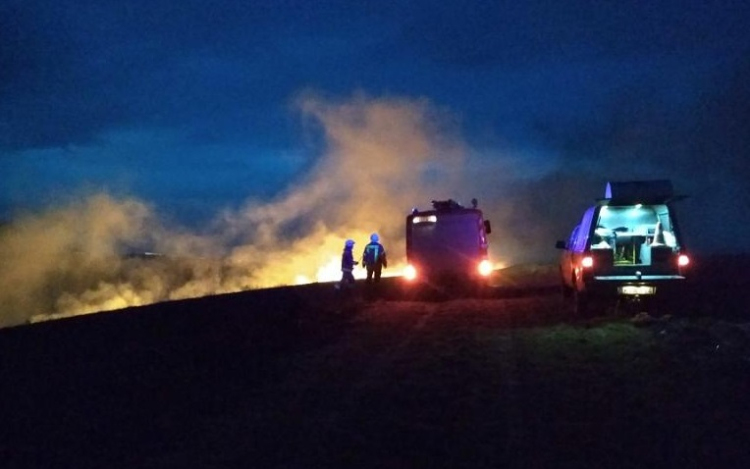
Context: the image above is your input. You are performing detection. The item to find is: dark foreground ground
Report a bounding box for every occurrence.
[1,255,749,468]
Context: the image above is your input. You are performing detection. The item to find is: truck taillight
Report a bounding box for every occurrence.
[478,259,493,277]
[581,256,594,268]
[403,264,417,281]
[678,254,690,267]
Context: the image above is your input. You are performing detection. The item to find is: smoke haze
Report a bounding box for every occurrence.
[5,80,741,328]
[0,94,487,328]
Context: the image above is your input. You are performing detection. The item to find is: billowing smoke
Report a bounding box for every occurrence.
[0,195,156,326]
[0,93,476,328]
[218,92,468,286]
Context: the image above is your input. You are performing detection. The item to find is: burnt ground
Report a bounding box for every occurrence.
[1,254,749,468]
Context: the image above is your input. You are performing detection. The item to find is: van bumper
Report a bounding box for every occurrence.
[584,275,686,298]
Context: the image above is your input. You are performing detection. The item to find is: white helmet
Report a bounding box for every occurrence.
[345,239,355,248]
[370,233,379,242]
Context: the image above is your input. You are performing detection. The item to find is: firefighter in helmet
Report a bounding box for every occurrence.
[338,238,358,289]
[362,233,387,283]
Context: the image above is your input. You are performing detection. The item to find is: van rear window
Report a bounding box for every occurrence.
[596,204,677,247]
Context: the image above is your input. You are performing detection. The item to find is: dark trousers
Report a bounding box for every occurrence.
[341,271,356,287]
[365,265,383,283]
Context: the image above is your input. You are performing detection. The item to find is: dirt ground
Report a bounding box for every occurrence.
[1,256,749,468]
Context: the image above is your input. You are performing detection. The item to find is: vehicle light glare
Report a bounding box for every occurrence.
[403,264,417,281]
[678,254,690,267]
[478,260,493,276]
[412,215,437,224]
[581,256,594,268]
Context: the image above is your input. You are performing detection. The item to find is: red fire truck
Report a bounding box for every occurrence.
[403,199,493,289]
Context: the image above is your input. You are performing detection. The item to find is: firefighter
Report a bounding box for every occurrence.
[337,239,358,289]
[362,233,387,283]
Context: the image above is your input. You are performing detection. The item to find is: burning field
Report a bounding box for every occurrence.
[1,255,749,468]
[0,95,486,329]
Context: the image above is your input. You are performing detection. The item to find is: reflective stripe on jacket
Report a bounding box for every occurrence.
[362,242,387,267]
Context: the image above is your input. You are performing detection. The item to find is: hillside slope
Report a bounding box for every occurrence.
[1,258,749,468]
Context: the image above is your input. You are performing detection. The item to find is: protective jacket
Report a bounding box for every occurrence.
[362,242,387,268]
[341,247,356,272]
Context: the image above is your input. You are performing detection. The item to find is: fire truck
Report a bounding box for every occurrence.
[403,199,493,289]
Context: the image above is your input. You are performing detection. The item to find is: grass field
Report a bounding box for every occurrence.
[1,255,748,468]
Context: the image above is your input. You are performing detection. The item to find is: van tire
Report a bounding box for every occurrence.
[574,289,590,317]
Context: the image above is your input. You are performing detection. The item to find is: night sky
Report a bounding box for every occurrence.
[1,0,749,324]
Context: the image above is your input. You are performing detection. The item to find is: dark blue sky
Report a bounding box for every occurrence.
[2,0,750,257]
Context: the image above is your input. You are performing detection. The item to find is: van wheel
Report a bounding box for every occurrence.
[573,290,589,317]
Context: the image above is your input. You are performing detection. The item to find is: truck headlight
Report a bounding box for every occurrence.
[478,260,493,277]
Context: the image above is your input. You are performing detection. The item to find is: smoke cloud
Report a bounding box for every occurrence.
[0,93,484,328]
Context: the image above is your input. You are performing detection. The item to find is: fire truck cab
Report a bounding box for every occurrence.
[404,199,493,289]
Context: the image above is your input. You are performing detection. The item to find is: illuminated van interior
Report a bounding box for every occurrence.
[593,204,679,266]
